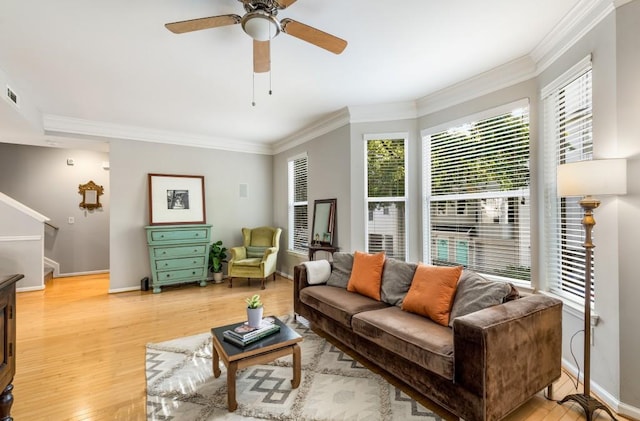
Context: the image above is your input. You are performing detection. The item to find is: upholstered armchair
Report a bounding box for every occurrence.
[227,226,282,289]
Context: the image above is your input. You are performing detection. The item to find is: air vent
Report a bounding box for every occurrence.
[6,86,18,105]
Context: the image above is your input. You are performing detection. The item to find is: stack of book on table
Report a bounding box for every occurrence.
[223,317,280,347]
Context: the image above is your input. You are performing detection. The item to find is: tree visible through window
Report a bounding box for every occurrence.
[365,136,407,261]
[423,102,531,282]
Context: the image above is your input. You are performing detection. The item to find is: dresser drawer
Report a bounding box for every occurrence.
[145,224,212,293]
[148,228,209,243]
[153,245,207,259]
[155,267,207,283]
[155,256,205,270]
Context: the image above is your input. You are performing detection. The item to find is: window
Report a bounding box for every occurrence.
[542,57,593,302]
[365,135,407,260]
[288,154,308,254]
[422,100,530,282]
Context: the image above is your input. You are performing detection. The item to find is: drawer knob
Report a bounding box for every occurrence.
[164,263,168,267]
[195,233,199,236]
[160,235,164,238]
[192,271,196,275]
[165,274,171,278]
[162,251,166,255]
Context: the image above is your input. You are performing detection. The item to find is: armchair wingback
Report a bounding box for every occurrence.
[227,226,282,289]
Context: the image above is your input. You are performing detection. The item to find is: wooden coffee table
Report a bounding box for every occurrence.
[210,316,303,411]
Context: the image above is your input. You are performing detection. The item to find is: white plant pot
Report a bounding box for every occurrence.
[247,306,264,328]
[212,272,223,283]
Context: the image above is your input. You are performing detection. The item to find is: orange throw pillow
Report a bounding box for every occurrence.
[401,264,462,326]
[347,251,386,301]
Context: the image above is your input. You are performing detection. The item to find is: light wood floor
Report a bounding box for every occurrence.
[13,273,630,421]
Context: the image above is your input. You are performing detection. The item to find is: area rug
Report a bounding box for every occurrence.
[146,315,444,421]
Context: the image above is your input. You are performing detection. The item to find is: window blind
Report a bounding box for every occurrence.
[423,103,530,282]
[365,137,407,261]
[288,155,308,253]
[543,59,593,302]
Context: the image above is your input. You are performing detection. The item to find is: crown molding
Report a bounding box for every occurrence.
[531,0,615,73]
[271,107,351,155]
[613,0,633,8]
[416,56,536,117]
[42,114,273,155]
[348,101,418,124]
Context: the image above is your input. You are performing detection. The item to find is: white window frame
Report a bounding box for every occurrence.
[287,153,308,255]
[542,56,593,305]
[364,133,409,261]
[421,99,531,284]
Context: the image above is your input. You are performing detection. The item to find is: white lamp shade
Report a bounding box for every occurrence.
[557,159,627,197]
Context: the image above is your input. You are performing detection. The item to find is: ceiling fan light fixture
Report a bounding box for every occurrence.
[241,10,280,41]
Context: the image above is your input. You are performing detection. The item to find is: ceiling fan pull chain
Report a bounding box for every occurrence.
[269,21,273,96]
[252,72,256,106]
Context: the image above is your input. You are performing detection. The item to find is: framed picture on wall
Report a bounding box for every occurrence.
[148,173,206,225]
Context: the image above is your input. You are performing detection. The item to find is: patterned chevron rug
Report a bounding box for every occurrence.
[146,315,443,421]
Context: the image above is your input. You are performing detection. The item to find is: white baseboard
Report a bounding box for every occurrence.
[108,286,141,294]
[57,269,109,277]
[619,402,640,420]
[17,285,45,292]
[561,358,640,418]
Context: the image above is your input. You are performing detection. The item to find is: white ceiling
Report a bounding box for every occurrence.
[0,0,591,151]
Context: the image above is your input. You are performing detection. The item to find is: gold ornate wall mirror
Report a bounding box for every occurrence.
[311,198,336,246]
[79,180,104,210]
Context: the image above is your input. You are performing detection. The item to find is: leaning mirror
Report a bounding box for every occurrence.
[78,180,104,210]
[311,198,336,246]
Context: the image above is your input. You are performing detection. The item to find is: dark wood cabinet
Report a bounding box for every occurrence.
[0,274,22,421]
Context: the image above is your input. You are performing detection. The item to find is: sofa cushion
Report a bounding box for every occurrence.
[299,285,389,328]
[326,252,354,288]
[232,257,262,267]
[347,251,385,300]
[448,270,519,327]
[401,264,462,327]
[352,306,454,380]
[380,258,418,306]
[246,245,267,258]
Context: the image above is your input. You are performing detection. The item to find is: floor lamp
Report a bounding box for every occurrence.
[556,159,627,421]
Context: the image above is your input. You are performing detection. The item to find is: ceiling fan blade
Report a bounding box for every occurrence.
[165,14,241,34]
[281,19,347,54]
[275,0,298,9]
[254,40,270,73]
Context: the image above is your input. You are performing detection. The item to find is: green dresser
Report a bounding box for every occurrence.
[145,224,212,293]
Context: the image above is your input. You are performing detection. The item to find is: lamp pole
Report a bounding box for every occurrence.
[558,196,617,421]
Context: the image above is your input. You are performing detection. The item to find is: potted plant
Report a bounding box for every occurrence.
[245,294,263,328]
[208,240,228,284]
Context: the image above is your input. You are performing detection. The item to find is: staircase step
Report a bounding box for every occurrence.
[44,267,54,283]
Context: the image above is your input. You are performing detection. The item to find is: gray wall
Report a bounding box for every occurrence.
[273,125,351,278]
[616,0,640,409]
[109,139,273,292]
[537,10,626,405]
[0,143,110,274]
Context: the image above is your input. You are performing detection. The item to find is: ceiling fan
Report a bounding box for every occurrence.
[165,0,348,74]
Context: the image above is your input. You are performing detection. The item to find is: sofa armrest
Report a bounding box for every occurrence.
[293,264,311,315]
[453,294,562,419]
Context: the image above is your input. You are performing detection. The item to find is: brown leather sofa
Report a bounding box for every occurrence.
[293,262,563,421]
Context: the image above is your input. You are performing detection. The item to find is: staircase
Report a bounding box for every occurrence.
[44,267,54,283]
